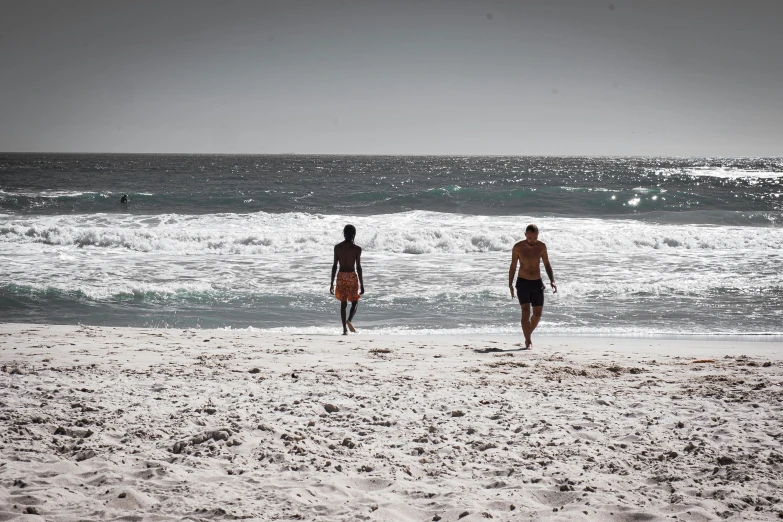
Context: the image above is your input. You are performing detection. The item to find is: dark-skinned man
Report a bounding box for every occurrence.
[330,224,365,335]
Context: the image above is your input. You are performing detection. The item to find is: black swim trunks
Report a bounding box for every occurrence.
[516,278,545,307]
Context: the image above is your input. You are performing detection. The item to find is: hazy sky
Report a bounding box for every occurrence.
[1,0,781,155]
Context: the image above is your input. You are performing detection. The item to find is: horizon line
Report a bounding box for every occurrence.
[2,151,781,160]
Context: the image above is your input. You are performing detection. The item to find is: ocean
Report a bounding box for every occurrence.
[1,154,781,337]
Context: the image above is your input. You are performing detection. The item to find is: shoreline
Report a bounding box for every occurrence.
[2,323,782,521]
[3,322,783,344]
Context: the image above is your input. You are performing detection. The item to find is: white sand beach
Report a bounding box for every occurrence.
[1,324,782,521]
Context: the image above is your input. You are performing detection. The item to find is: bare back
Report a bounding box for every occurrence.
[335,241,362,272]
[512,240,548,280]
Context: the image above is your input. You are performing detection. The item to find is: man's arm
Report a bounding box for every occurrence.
[330,246,338,294]
[356,248,364,294]
[508,247,518,297]
[542,245,557,293]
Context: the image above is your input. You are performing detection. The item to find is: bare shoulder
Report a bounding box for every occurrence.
[512,240,525,251]
[538,241,547,249]
[354,244,362,253]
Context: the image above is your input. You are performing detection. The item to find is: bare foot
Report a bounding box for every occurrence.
[525,339,532,350]
[347,321,356,333]
[342,330,348,335]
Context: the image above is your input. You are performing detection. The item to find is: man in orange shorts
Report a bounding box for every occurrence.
[330,224,365,335]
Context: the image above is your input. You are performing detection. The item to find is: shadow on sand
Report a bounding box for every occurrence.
[473,346,529,354]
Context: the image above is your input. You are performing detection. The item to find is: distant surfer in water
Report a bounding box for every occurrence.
[330,224,364,335]
[509,224,557,349]
[120,194,129,204]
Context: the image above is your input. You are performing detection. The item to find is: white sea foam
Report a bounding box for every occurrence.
[0,189,153,199]
[1,211,781,255]
[4,280,217,301]
[2,210,781,335]
[0,189,95,198]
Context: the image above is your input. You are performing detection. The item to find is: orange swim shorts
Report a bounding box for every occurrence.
[334,272,360,302]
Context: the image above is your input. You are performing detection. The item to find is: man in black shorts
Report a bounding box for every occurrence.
[509,224,557,349]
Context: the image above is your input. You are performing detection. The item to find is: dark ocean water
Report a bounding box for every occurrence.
[2,154,782,220]
[1,154,782,336]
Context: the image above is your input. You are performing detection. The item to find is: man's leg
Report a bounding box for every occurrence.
[520,303,532,348]
[527,283,545,347]
[346,301,358,332]
[340,300,348,334]
[530,306,543,336]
